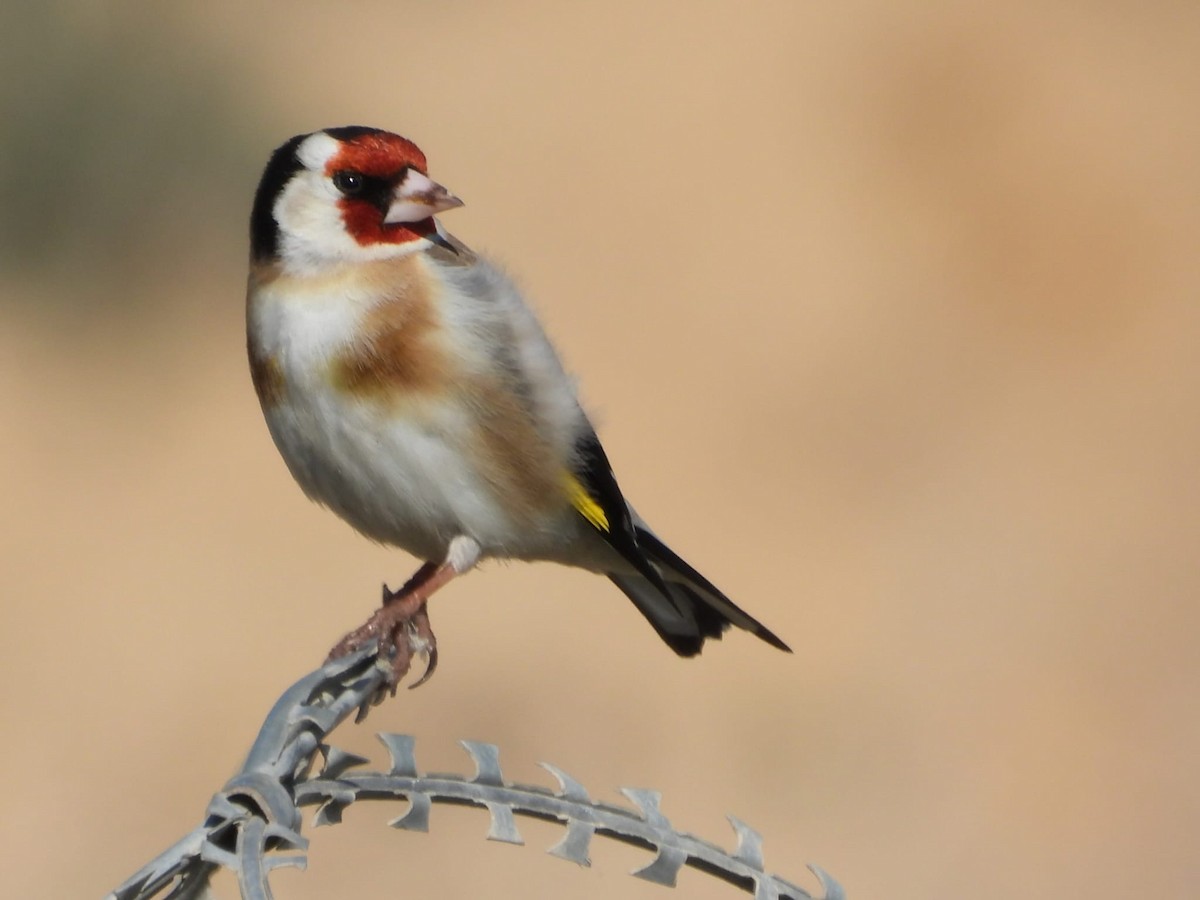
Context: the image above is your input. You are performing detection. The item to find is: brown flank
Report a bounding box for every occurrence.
[248,350,286,408]
[465,374,563,527]
[331,258,450,397]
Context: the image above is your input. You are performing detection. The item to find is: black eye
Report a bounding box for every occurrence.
[332,170,365,196]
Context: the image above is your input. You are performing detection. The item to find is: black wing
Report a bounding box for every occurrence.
[570,429,675,600]
[571,429,792,656]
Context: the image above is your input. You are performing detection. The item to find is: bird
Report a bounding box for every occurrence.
[246,126,791,687]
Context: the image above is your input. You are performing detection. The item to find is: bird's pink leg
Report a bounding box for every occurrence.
[328,539,479,690]
[327,562,451,688]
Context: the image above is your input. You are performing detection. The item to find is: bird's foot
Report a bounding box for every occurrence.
[328,587,438,691]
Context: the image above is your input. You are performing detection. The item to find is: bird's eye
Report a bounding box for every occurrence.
[332,170,365,196]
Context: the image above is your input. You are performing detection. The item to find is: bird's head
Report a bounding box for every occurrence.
[250,126,463,273]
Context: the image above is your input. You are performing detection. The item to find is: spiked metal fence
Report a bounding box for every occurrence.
[107,648,842,900]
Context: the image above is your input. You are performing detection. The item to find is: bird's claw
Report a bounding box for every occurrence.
[328,597,438,690]
[405,607,438,689]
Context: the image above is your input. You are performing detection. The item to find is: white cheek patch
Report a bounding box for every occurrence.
[274,171,360,265]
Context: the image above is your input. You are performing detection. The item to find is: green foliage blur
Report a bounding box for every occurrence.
[0,3,264,312]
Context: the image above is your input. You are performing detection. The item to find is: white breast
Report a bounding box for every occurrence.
[246,261,539,562]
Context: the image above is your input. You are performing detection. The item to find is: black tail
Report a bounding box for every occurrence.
[609,529,791,657]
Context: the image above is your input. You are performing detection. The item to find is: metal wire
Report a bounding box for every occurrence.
[106,649,841,900]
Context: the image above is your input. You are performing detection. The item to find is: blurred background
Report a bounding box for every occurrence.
[2,2,1197,898]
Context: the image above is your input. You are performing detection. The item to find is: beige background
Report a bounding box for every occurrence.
[2,3,1197,898]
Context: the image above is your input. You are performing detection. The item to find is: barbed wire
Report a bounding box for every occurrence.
[106,648,842,900]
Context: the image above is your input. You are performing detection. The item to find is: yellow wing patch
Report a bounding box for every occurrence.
[562,471,610,532]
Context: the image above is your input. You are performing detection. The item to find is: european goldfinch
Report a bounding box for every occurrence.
[246,126,790,685]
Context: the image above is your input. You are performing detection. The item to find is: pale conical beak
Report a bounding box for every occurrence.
[383,170,464,224]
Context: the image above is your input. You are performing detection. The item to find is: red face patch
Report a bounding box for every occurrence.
[327,132,428,179]
[327,132,433,247]
[339,198,437,247]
